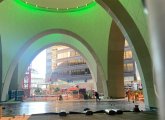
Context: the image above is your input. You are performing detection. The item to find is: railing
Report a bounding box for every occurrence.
[51,74,92,81]
[56,56,83,62]
[25,94,85,101]
[54,63,88,71]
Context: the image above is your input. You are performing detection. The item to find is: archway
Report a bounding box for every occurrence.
[97,0,156,109]
[0,0,156,109]
[18,43,98,95]
[20,45,97,100]
[1,29,108,101]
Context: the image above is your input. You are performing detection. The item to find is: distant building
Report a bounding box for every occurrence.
[124,40,136,82]
[46,46,92,84]
[46,42,140,89]
[124,40,141,89]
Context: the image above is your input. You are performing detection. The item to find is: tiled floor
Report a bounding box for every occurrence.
[28,112,158,120]
[0,99,158,120]
[0,116,30,120]
[1,99,145,115]
[0,112,158,120]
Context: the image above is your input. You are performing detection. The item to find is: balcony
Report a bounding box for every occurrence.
[54,63,88,72]
[51,73,92,81]
[56,56,83,63]
[56,48,74,54]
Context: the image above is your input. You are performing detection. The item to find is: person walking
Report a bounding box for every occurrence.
[59,95,63,101]
[94,91,100,101]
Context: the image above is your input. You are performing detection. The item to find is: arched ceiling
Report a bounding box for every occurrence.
[18,0,95,11]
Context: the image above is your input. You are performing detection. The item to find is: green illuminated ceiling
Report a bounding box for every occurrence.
[16,0,96,12]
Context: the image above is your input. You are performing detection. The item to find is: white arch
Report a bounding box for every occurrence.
[2,29,108,101]
[18,39,97,90]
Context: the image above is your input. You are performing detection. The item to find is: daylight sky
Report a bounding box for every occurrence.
[31,50,46,78]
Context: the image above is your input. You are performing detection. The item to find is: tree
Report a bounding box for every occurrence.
[34,87,43,95]
[54,87,60,92]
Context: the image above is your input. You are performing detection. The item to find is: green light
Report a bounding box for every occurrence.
[15,0,96,12]
[15,0,39,11]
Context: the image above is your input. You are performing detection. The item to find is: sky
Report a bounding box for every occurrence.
[31,50,46,78]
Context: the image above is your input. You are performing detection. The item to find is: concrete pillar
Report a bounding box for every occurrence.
[97,0,157,109]
[0,37,2,101]
[96,67,104,94]
[107,21,125,98]
[146,1,165,119]
[9,65,19,90]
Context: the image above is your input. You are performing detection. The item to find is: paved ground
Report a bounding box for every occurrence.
[0,112,158,120]
[0,116,30,120]
[0,99,158,120]
[29,112,158,120]
[1,99,145,115]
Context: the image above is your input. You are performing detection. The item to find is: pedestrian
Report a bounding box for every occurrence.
[127,90,131,102]
[135,92,139,101]
[59,95,63,101]
[94,91,100,101]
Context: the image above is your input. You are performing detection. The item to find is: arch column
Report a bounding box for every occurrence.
[97,0,156,109]
[107,21,125,98]
[9,65,19,91]
[0,37,2,101]
[146,1,165,119]
[96,65,106,96]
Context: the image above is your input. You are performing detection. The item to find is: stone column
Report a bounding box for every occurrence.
[9,65,19,91]
[0,37,2,101]
[146,1,165,119]
[96,67,104,95]
[107,21,125,98]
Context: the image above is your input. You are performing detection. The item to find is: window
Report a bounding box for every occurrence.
[124,51,132,59]
[124,63,134,72]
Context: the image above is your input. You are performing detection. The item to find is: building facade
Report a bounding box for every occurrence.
[46,46,92,84]
[124,40,136,85]
[124,40,142,90]
[46,42,140,87]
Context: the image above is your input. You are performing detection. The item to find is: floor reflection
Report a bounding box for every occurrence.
[1,100,145,115]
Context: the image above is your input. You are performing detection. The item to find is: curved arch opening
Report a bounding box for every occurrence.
[97,0,156,109]
[124,40,144,103]
[19,44,97,101]
[2,29,107,102]
[107,20,145,110]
